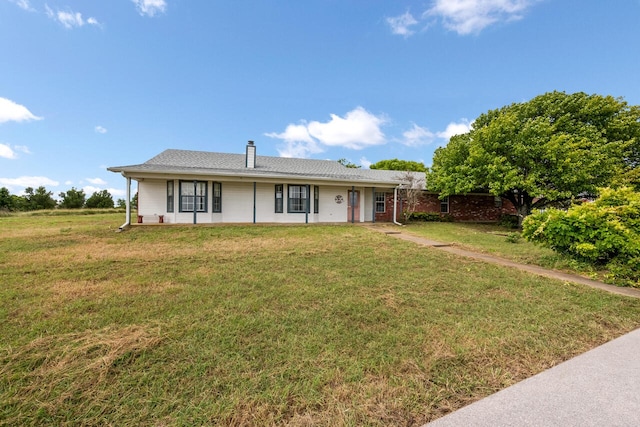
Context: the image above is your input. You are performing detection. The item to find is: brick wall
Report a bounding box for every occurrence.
[374,191,516,223]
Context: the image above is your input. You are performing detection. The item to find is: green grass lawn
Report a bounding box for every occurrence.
[2,214,639,426]
[402,222,604,279]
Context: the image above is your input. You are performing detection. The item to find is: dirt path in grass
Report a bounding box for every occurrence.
[366,225,640,299]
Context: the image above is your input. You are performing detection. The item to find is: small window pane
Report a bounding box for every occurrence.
[275,185,283,213]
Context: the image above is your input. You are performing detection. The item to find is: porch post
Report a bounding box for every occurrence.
[126,176,131,221]
[351,185,355,223]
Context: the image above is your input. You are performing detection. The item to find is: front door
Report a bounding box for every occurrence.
[347,190,360,222]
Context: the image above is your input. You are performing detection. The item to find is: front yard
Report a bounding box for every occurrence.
[1,214,639,426]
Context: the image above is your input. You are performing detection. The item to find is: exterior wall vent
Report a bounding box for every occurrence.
[246,140,256,168]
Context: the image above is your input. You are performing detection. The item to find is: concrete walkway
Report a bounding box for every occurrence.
[369,226,640,299]
[425,328,640,427]
[364,226,640,426]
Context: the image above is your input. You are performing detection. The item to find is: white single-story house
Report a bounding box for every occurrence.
[108,142,423,228]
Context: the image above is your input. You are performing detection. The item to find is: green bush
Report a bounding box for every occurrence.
[505,232,521,243]
[522,188,640,287]
[406,212,453,222]
[498,214,520,229]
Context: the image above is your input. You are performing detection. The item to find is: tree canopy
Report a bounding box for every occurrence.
[24,186,57,211]
[59,187,86,209]
[337,158,361,168]
[86,190,115,209]
[429,91,640,223]
[369,159,427,172]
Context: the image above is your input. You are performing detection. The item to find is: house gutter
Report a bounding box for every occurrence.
[393,185,402,226]
[118,176,132,231]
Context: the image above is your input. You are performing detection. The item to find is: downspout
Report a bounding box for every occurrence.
[118,176,131,231]
[393,185,402,226]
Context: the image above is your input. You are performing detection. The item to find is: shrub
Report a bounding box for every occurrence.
[406,212,453,222]
[522,187,640,286]
[505,232,521,243]
[498,214,520,229]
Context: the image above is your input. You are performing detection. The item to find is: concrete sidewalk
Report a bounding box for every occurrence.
[425,327,640,426]
[368,226,640,299]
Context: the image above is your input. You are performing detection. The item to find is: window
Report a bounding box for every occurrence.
[314,186,319,214]
[212,182,222,213]
[375,192,386,213]
[440,196,449,213]
[275,184,283,213]
[288,185,308,213]
[167,180,174,212]
[179,181,207,212]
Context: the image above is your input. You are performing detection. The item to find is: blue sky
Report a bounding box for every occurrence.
[1,0,639,199]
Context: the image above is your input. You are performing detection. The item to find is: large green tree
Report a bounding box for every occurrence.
[59,187,86,209]
[0,187,13,211]
[429,91,640,224]
[85,189,114,208]
[370,158,427,172]
[24,186,57,211]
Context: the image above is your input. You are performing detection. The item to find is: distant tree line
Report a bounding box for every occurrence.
[0,186,129,212]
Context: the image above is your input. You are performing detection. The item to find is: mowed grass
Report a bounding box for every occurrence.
[1,214,640,426]
[402,222,604,278]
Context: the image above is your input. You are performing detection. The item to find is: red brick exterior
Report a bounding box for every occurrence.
[374,191,516,223]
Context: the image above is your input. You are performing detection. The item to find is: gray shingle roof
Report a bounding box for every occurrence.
[108,148,425,186]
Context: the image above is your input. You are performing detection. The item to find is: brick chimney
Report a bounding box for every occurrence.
[246,140,256,168]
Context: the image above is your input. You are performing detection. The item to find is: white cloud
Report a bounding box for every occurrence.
[308,107,386,149]
[86,177,107,185]
[14,145,30,154]
[95,125,107,134]
[424,0,536,35]
[0,143,30,159]
[266,107,387,158]
[401,123,436,146]
[386,12,419,37]
[359,157,372,169]
[65,180,74,186]
[10,0,34,11]
[45,5,100,29]
[83,185,125,198]
[0,144,17,159]
[436,119,473,140]
[0,97,41,123]
[132,0,167,17]
[0,176,59,192]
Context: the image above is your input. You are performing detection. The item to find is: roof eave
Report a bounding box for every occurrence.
[108,166,407,187]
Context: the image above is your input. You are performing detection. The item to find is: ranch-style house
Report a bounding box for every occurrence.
[108,141,515,227]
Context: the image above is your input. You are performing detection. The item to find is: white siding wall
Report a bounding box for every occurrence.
[137,179,392,224]
[220,182,253,223]
[137,179,168,221]
[317,186,347,222]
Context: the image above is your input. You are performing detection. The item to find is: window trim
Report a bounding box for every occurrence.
[440,196,449,214]
[275,184,283,213]
[167,180,174,213]
[212,182,222,213]
[313,185,319,214]
[179,180,208,213]
[374,192,386,213]
[287,184,309,213]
